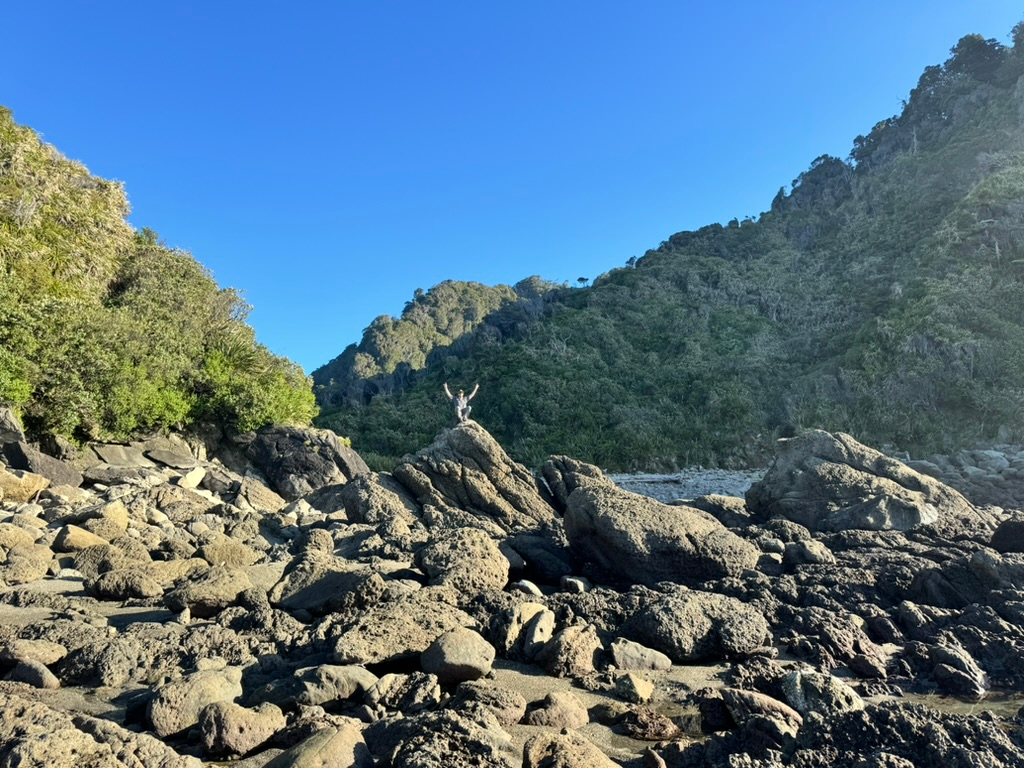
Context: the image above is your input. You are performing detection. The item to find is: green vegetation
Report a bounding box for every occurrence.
[0,107,316,442]
[317,25,1024,471]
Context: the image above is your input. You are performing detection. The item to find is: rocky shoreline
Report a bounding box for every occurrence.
[0,413,1023,767]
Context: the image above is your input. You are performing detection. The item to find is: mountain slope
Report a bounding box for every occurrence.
[0,107,317,441]
[316,26,1024,471]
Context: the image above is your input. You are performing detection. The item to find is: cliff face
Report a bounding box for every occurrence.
[317,28,1024,471]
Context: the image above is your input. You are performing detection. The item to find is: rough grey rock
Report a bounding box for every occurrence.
[263,724,373,768]
[539,623,602,678]
[198,701,286,757]
[0,466,49,503]
[246,425,370,501]
[615,672,654,703]
[416,527,509,596]
[148,667,244,737]
[337,471,421,525]
[541,455,615,510]
[420,627,495,685]
[196,531,260,568]
[333,588,477,665]
[687,494,754,527]
[624,590,771,662]
[0,691,201,767]
[791,700,1024,767]
[0,522,36,549]
[524,691,590,729]
[449,681,527,728]
[1,543,53,583]
[365,706,516,768]
[393,422,557,534]
[747,430,975,532]
[522,732,619,768]
[138,483,218,525]
[563,483,759,587]
[3,441,83,487]
[366,671,442,713]
[781,669,865,716]
[610,637,672,671]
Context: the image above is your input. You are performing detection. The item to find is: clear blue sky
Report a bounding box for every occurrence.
[3,2,1021,372]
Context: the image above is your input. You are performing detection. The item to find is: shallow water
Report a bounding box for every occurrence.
[882,689,1024,719]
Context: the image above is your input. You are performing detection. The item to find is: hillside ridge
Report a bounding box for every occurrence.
[315,24,1024,471]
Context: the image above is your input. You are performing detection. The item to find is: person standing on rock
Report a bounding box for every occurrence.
[444,382,479,423]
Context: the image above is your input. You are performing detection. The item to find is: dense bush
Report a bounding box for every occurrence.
[0,107,317,442]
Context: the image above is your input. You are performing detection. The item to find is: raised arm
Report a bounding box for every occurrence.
[467,383,480,401]
[443,382,453,399]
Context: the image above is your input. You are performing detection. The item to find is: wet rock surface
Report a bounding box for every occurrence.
[0,424,1021,767]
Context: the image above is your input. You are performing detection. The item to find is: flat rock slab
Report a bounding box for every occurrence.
[91,444,156,468]
[145,449,198,469]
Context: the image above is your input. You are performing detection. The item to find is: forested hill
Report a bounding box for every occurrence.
[0,107,317,443]
[315,26,1024,471]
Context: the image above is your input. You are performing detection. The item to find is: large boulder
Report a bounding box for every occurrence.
[747,430,974,532]
[198,701,286,758]
[268,529,386,617]
[0,691,201,767]
[2,441,83,487]
[541,455,614,510]
[421,628,495,685]
[0,466,49,503]
[148,667,244,738]
[623,590,771,662]
[522,732,618,768]
[365,706,516,768]
[337,472,421,525]
[416,527,509,596]
[791,700,1024,767]
[333,588,478,665]
[246,425,370,501]
[563,483,759,587]
[263,724,373,768]
[393,422,557,534]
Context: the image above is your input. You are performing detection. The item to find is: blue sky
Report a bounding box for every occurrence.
[3,2,1022,372]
